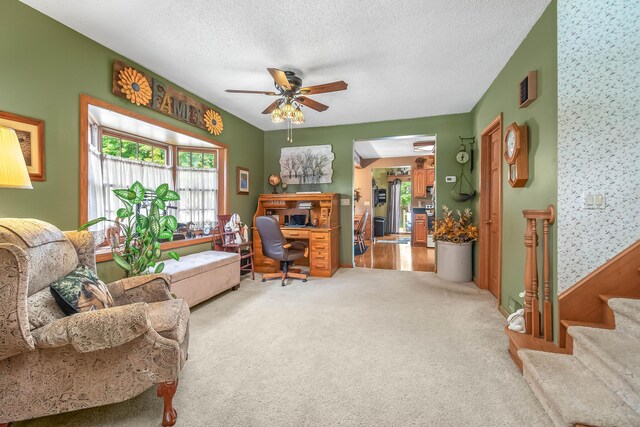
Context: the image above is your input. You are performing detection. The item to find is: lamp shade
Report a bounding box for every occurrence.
[0,126,32,189]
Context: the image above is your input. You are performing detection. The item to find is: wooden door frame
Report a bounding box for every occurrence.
[478,114,503,301]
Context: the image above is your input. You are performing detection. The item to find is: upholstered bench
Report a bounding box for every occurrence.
[163,250,240,307]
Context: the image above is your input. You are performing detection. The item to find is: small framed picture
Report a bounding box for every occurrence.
[237,166,250,195]
[0,111,45,181]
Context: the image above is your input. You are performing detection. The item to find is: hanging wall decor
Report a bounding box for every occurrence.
[279,145,335,185]
[0,111,45,181]
[111,60,224,135]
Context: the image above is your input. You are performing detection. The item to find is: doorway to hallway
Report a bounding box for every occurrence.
[352,134,436,272]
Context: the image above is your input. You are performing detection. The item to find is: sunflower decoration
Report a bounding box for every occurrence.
[118,67,152,106]
[204,109,224,135]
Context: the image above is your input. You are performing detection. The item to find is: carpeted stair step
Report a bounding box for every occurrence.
[608,297,640,339]
[569,325,640,412]
[519,349,640,427]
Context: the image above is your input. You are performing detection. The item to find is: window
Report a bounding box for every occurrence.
[175,149,218,228]
[81,96,229,257]
[88,127,219,230]
[101,133,167,165]
[177,149,216,169]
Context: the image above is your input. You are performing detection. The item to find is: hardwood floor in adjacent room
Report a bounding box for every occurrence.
[354,234,435,272]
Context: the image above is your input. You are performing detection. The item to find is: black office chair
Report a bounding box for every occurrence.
[256,216,309,286]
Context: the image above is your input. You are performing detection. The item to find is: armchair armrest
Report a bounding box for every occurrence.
[283,241,309,257]
[0,243,35,360]
[32,302,150,352]
[64,230,96,272]
[107,274,172,306]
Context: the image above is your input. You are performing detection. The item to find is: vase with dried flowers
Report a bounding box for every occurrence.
[433,205,478,282]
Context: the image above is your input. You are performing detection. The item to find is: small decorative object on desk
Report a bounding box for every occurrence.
[268,174,281,194]
[281,182,288,193]
[433,205,478,283]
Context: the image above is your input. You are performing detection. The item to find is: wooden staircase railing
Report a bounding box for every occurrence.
[523,205,555,342]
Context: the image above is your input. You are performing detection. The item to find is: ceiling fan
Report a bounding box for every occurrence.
[225,68,348,124]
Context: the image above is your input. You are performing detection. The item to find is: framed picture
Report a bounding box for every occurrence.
[0,111,45,181]
[236,166,250,195]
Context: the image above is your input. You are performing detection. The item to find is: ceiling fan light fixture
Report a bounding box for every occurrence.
[271,107,284,123]
[282,101,295,119]
[291,107,305,124]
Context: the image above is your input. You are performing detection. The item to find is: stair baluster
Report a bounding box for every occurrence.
[522,205,555,340]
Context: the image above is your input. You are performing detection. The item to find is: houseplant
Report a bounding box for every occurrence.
[79,181,181,277]
[433,205,478,282]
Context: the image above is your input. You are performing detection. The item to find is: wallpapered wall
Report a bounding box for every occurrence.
[557,0,640,292]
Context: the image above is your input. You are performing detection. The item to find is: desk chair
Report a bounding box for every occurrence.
[256,216,309,286]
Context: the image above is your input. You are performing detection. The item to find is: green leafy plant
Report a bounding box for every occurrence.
[79,181,181,277]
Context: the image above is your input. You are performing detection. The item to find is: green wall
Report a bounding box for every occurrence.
[0,0,264,281]
[471,1,558,316]
[2,0,558,304]
[263,114,473,265]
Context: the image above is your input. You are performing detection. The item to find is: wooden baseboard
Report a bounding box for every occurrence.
[340,263,354,268]
[498,305,510,319]
[558,239,640,347]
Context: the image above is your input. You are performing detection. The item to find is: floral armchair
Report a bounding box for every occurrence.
[0,219,189,426]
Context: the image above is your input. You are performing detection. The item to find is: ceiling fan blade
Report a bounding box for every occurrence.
[296,96,329,112]
[298,81,348,95]
[262,99,284,114]
[267,68,291,90]
[226,89,278,95]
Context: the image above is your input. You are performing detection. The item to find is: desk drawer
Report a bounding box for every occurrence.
[311,252,329,262]
[311,260,328,270]
[310,232,329,242]
[311,242,329,251]
[282,229,309,239]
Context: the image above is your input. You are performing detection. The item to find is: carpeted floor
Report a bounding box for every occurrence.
[17,268,552,426]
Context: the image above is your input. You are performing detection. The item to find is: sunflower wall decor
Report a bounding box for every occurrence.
[117,67,152,106]
[111,60,225,136]
[204,109,224,135]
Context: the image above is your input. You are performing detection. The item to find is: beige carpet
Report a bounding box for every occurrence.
[17,268,552,426]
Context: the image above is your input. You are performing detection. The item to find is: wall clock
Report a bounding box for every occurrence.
[503,122,529,187]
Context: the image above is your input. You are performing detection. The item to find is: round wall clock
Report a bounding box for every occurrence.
[503,122,529,187]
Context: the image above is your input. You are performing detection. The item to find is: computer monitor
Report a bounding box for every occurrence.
[289,214,307,226]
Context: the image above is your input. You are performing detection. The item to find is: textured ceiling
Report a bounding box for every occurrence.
[21,0,550,131]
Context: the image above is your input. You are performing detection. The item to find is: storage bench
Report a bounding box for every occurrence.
[163,250,240,307]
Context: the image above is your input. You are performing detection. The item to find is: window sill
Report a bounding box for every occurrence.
[96,235,213,263]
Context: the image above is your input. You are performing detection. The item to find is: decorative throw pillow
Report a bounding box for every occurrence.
[49,266,114,315]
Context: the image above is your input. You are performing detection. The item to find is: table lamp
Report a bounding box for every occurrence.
[0,126,33,189]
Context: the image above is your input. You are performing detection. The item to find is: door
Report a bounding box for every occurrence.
[479,115,502,300]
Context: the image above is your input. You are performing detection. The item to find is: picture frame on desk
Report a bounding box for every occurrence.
[236,166,249,195]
